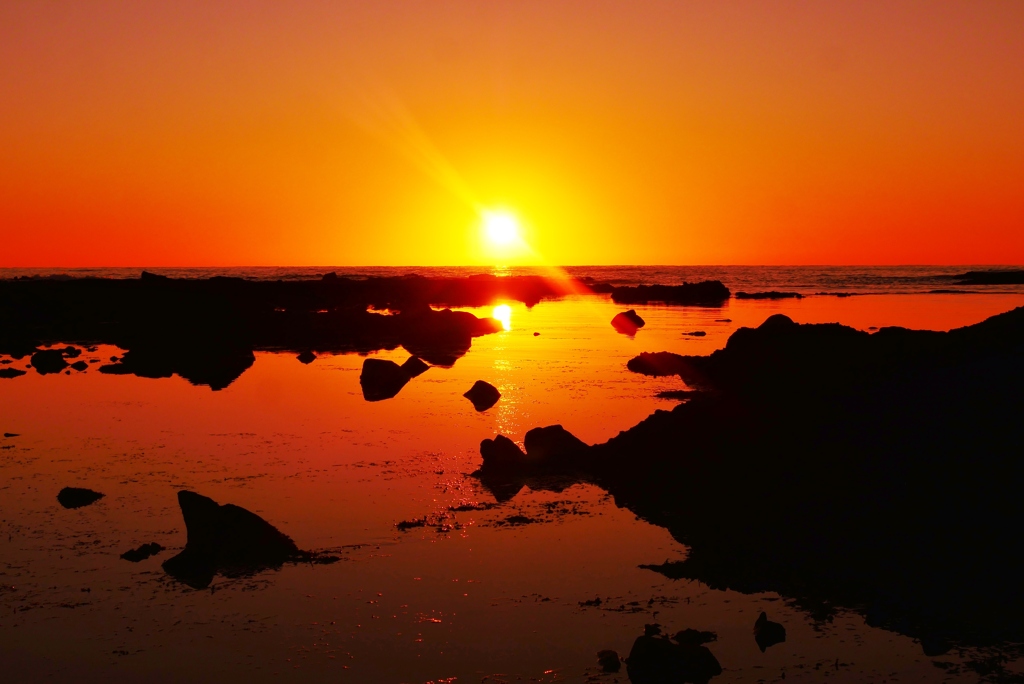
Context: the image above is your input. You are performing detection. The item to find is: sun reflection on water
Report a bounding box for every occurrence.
[492,304,512,331]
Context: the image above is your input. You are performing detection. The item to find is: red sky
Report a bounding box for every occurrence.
[2,1,1023,266]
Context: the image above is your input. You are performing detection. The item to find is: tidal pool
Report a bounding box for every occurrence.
[3,293,1023,683]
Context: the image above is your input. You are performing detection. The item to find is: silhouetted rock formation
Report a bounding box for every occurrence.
[70,360,88,371]
[0,368,26,378]
[475,307,1024,660]
[121,543,165,562]
[463,380,501,411]
[162,490,334,589]
[950,269,1024,285]
[682,330,706,336]
[31,349,68,374]
[626,624,722,683]
[57,487,104,509]
[753,612,786,652]
[296,350,316,364]
[734,291,803,299]
[523,424,588,461]
[0,273,547,389]
[612,309,645,335]
[360,355,430,401]
[610,281,730,306]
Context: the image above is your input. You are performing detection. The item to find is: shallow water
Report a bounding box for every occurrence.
[3,293,1024,683]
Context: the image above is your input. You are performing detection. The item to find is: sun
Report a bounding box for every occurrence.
[483,211,520,246]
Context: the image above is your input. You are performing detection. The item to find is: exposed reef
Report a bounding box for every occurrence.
[949,269,1024,285]
[609,281,730,306]
[474,307,1024,657]
[0,273,533,389]
[162,490,336,589]
[734,290,803,299]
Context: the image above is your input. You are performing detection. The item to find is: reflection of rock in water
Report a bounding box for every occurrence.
[163,491,336,589]
[626,624,722,684]
[99,345,256,390]
[57,487,104,509]
[474,306,1024,663]
[463,380,500,411]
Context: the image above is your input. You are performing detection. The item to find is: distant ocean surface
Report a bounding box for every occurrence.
[2,265,1023,295]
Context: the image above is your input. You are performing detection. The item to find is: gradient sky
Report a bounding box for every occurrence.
[2,1,1023,266]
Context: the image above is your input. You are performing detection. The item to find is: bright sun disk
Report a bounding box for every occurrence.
[483,212,520,246]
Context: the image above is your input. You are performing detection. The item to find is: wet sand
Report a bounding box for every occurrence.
[3,293,1024,682]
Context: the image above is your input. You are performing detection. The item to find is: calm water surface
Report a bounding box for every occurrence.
[3,293,1024,682]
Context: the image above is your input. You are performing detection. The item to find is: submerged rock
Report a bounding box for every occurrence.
[57,487,104,509]
[754,612,786,652]
[612,309,646,335]
[31,349,68,375]
[121,543,165,562]
[296,350,316,364]
[597,649,621,672]
[162,490,332,589]
[464,380,501,411]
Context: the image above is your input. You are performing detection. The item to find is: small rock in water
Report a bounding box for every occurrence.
[611,309,645,335]
[396,519,426,531]
[715,318,732,323]
[464,380,501,411]
[120,543,165,562]
[57,487,105,509]
[70,361,88,371]
[533,332,540,336]
[597,649,621,672]
[401,356,429,378]
[296,350,316,364]
[683,330,707,337]
[754,611,786,652]
[4,433,20,438]
[360,358,412,401]
[0,368,27,379]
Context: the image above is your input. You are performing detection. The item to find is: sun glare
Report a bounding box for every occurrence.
[492,304,512,330]
[483,212,520,246]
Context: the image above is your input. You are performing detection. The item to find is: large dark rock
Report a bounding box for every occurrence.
[57,487,104,509]
[479,434,526,469]
[611,309,645,335]
[162,490,332,589]
[464,380,501,411]
[31,349,68,375]
[296,350,316,364]
[523,424,588,462]
[360,358,407,401]
[0,368,27,378]
[951,269,1024,285]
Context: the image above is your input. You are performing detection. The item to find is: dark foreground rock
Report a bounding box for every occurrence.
[610,281,730,306]
[296,350,316,364]
[31,349,69,374]
[950,269,1024,285]
[474,307,1024,665]
[0,368,27,378]
[162,490,336,589]
[753,612,786,652]
[463,380,501,411]
[57,487,105,509]
[611,309,645,335]
[597,649,621,672]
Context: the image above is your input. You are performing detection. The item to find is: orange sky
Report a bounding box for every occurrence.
[2,1,1023,267]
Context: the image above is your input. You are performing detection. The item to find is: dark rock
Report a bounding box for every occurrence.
[31,349,68,375]
[674,629,718,646]
[612,309,646,335]
[140,270,169,281]
[611,281,730,306]
[655,390,698,400]
[523,424,588,462]
[734,291,803,299]
[597,649,621,672]
[626,626,722,683]
[754,612,786,652]
[495,514,535,526]
[296,350,316,364]
[401,356,429,378]
[4,433,19,438]
[120,543,165,562]
[683,331,706,337]
[479,435,527,469]
[70,360,88,371]
[162,490,331,589]
[60,346,82,358]
[360,358,411,401]
[533,332,540,336]
[99,345,255,391]
[464,380,501,411]
[110,356,120,362]
[0,368,27,379]
[57,487,105,509]
[627,352,690,378]
[951,269,1024,285]
[396,519,426,531]
[715,319,732,323]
